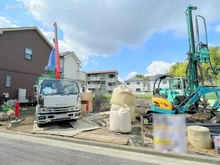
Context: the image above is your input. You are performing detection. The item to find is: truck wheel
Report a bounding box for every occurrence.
[37,123,44,127]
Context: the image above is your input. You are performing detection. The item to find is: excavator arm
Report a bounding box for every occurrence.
[176,85,220,114]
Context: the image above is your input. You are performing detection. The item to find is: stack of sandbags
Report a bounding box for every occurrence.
[110,104,131,133]
[110,84,136,122]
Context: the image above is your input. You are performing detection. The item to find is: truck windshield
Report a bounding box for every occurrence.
[40,79,79,95]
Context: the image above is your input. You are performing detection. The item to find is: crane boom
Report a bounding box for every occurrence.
[53,22,61,80]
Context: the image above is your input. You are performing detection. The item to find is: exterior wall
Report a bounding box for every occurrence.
[0,70,38,102]
[86,71,118,94]
[63,55,78,79]
[0,30,52,103]
[125,79,169,94]
[125,81,143,94]
[148,79,169,92]
[61,55,86,88]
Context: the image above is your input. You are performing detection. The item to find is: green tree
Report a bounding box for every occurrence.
[167,46,220,81]
[168,62,187,77]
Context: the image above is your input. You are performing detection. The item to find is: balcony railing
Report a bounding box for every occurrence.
[88,77,101,81]
[107,86,116,91]
[87,84,101,89]
[107,78,116,82]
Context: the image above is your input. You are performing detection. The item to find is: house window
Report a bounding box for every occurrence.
[108,74,115,78]
[5,75,11,87]
[24,47,32,60]
[127,82,130,85]
[136,88,141,92]
[108,82,115,86]
[137,81,140,85]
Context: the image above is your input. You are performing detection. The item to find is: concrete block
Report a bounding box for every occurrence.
[8,120,22,128]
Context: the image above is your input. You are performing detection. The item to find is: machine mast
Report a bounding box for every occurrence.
[53,22,61,80]
[185,5,198,93]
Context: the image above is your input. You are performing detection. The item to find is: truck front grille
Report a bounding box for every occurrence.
[48,107,70,112]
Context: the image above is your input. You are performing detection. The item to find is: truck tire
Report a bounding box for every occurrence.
[37,123,44,127]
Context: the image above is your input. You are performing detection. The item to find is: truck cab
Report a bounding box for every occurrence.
[33,79,81,127]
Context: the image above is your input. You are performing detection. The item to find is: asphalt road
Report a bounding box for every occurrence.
[0,131,216,165]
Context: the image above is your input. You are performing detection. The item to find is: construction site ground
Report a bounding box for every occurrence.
[0,98,219,158]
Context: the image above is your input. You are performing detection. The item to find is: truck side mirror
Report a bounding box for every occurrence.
[33,85,38,95]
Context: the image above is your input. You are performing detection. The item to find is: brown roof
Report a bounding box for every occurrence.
[0,26,54,48]
[86,70,118,74]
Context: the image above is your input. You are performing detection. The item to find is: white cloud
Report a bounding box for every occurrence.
[0,17,17,27]
[91,60,98,66]
[125,71,139,81]
[124,61,175,81]
[38,28,89,66]
[38,28,54,41]
[15,0,220,66]
[146,61,175,75]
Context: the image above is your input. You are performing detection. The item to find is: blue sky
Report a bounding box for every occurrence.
[1,0,220,82]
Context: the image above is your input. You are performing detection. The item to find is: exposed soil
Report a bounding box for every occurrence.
[0,107,35,132]
[0,98,219,157]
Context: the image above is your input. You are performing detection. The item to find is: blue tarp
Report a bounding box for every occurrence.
[45,49,56,71]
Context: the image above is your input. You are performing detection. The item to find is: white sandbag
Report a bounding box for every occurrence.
[111,104,121,110]
[118,105,131,133]
[111,104,135,123]
[109,104,120,132]
[128,105,136,123]
[110,84,135,106]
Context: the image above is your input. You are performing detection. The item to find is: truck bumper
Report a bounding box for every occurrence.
[37,110,81,124]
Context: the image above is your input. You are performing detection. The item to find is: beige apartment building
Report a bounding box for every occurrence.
[86,70,121,94]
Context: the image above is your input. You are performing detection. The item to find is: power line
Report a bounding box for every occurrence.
[119,0,157,77]
[122,0,190,78]
[118,0,145,74]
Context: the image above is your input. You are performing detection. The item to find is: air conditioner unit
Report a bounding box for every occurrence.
[18,88,29,103]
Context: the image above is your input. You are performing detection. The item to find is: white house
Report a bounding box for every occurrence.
[124,77,145,94]
[124,75,170,94]
[148,75,169,92]
[60,51,86,88]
